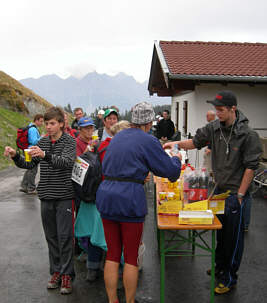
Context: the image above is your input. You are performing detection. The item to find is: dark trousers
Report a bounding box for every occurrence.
[215,193,248,286]
[41,199,75,277]
[21,165,38,191]
[87,239,103,270]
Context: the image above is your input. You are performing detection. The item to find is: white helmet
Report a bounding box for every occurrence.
[98,109,105,115]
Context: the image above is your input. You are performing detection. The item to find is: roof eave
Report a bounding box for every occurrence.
[169,74,267,83]
[154,41,171,88]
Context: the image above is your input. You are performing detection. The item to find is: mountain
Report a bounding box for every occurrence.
[0,71,52,116]
[20,72,170,113]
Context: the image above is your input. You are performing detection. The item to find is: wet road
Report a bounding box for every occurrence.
[0,166,266,303]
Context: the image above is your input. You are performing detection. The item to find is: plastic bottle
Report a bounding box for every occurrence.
[182,167,192,204]
[171,143,179,155]
[188,170,200,203]
[199,168,209,200]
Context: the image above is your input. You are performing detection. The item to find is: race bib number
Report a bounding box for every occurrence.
[71,157,89,186]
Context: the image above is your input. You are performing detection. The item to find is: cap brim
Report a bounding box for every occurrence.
[80,123,95,127]
[206,100,224,106]
[104,110,118,118]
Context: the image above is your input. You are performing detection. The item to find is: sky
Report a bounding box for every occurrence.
[1,0,267,83]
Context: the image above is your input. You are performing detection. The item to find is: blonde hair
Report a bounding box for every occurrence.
[110,120,131,136]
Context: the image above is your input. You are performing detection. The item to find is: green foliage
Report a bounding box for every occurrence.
[0,70,52,113]
[0,107,31,170]
[119,105,171,121]
[153,105,171,116]
[64,103,73,114]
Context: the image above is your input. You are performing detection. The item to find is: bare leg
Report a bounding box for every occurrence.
[123,263,139,303]
[104,260,120,303]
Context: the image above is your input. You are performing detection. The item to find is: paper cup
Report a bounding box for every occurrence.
[92,135,99,140]
[167,192,175,200]
[24,149,32,162]
[159,192,167,200]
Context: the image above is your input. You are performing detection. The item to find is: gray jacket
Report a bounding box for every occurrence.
[193,110,262,193]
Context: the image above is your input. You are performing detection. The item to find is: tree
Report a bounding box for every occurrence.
[64,103,72,114]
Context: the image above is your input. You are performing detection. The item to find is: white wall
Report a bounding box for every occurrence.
[171,83,267,166]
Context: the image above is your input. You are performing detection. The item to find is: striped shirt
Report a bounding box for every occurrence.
[13,133,76,200]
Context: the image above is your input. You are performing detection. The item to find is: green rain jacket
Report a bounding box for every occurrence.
[193,110,262,193]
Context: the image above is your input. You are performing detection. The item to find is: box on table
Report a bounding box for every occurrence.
[179,210,214,225]
[158,200,183,216]
[208,199,225,214]
[183,199,208,211]
[208,190,230,214]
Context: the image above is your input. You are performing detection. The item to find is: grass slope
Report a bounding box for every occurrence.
[0,70,52,112]
[0,107,32,170]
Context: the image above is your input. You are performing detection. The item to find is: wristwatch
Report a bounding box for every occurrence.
[237,193,244,199]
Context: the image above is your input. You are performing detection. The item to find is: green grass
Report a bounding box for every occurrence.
[0,70,52,109]
[0,107,32,170]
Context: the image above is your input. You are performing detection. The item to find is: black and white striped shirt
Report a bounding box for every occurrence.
[13,133,76,200]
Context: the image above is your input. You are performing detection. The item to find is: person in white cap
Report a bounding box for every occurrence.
[96,101,182,303]
[95,109,105,130]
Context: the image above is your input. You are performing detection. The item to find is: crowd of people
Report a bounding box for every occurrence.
[3,90,262,301]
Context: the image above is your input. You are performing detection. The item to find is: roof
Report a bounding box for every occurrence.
[160,41,267,77]
[148,40,267,96]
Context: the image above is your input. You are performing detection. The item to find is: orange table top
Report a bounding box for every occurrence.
[154,176,222,230]
[157,214,222,230]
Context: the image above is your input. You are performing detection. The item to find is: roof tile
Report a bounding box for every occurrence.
[159,41,267,77]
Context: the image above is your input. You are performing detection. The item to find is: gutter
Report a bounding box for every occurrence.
[154,41,170,88]
[169,73,267,83]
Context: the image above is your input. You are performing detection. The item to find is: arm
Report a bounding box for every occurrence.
[237,168,254,205]
[238,130,262,204]
[43,137,76,169]
[163,139,196,150]
[145,137,182,182]
[4,146,40,169]
[168,120,175,139]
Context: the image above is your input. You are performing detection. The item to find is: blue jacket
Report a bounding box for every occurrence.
[28,123,41,147]
[96,128,181,222]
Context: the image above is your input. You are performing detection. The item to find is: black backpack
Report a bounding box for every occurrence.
[72,146,107,203]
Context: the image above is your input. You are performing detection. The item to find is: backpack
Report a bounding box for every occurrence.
[16,125,37,150]
[72,145,107,203]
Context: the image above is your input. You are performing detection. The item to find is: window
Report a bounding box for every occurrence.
[175,102,179,131]
[183,101,188,135]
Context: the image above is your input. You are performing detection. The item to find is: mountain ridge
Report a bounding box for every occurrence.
[20,72,170,113]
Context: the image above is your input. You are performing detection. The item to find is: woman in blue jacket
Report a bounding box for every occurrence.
[96,102,181,303]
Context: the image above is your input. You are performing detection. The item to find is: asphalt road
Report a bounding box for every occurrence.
[0,166,266,303]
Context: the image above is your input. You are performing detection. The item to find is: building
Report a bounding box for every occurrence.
[148,40,267,164]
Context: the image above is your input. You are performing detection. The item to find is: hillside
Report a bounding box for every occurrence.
[20,72,171,113]
[0,71,52,116]
[0,107,32,170]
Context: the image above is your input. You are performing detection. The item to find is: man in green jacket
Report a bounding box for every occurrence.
[164,91,262,294]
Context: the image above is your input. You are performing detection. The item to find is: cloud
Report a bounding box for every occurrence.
[65,63,96,79]
[1,0,267,82]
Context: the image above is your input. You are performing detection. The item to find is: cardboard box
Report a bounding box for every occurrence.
[158,200,183,216]
[179,210,214,225]
[183,200,208,211]
[208,199,225,214]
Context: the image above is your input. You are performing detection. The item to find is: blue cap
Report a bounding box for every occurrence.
[78,117,95,127]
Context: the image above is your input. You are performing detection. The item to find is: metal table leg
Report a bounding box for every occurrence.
[210,230,215,303]
[160,230,165,303]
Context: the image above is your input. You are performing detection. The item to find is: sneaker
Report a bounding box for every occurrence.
[19,188,28,193]
[47,272,61,289]
[60,274,72,294]
[214,282,236,295]
[206,268,224,278]
[86,269,99,282]
[27,189,37,195]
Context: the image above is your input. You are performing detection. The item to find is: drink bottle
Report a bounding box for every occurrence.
[199,168,209,200]
[188,170,200,203]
